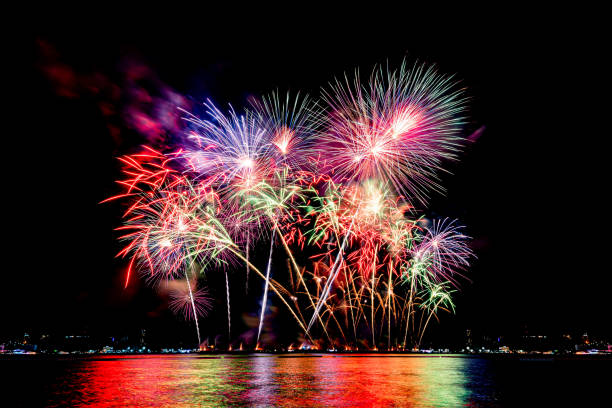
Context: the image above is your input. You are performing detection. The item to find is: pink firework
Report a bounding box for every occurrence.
[317,61,467,205]
[169,284,213,321]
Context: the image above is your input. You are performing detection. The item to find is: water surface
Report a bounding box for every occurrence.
[1,354,608,407]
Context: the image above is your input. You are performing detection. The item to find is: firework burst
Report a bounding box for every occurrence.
[105,59,476,350]
[250,91,323,171]
[169,283,213,321]
[317,61,467,204]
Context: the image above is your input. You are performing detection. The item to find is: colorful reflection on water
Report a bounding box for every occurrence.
[37,354,493,407]
[3,353,608,406]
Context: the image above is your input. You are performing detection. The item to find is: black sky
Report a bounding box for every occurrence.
[7,16,608,344]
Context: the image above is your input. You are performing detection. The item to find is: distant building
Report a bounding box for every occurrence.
[581,332,589,345]
[465,329,472,348]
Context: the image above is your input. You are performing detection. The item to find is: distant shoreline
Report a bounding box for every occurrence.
[2,352,611,361]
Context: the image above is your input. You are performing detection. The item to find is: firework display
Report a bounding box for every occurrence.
[107,61,475,350]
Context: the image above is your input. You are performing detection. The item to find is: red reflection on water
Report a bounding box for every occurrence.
[68,355,192,407]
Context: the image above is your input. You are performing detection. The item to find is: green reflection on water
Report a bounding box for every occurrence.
[418,357,472,406]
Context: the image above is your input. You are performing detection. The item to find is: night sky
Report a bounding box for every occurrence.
[8,18,608,345]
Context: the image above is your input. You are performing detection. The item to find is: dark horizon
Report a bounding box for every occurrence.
[6,21,608,348]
